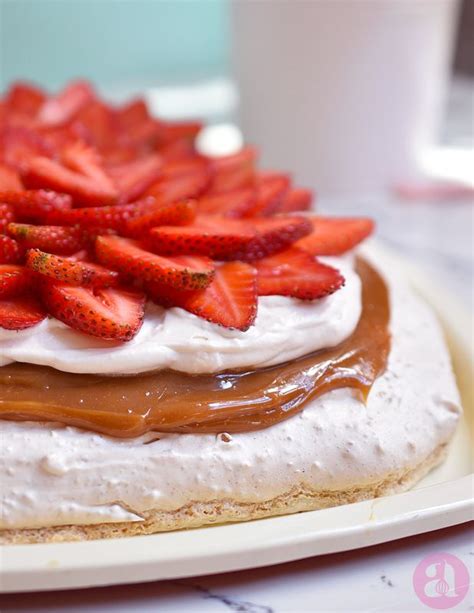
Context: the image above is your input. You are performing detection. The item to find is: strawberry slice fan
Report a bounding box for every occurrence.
[0,79,374,338]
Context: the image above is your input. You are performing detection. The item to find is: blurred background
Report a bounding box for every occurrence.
[0,0,472,303]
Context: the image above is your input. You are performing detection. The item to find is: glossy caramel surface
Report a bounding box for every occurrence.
[0,259,390,436]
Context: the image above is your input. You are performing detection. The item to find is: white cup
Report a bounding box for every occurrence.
[231,0,459,195]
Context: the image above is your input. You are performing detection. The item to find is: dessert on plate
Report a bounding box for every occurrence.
[0,81,461,543]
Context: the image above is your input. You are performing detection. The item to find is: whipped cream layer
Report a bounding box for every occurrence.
[0,256,360,375]
[0,256,461,529]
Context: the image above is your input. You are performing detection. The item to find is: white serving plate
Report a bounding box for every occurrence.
[0,243,472,593]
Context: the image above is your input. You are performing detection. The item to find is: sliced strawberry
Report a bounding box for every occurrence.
[197,187,257,218]
[148,261,257,331]
[0,235,21,263]
[40,283,145,341]
[7,223,84,255]
[5,82,46,117]
[22,156,119,206]
[279,188,314,213]
[0,264,31,298]
[108,154,162,203]
[255,247,344,300]
[0,126,54,170]
[295,217,375,255]
[37,80,94,127]
[95,235,215,290]
[116,98,149,129]
[0,204,16,233]
[124,199,196,237]
[51,197,154,232]
[0,189,72,223]
[0,295,46,330]
[26,249,119,287]
[74,100,117,152]
[246,173,291,217]
[0,164,22,191]
[208,147,257,193]
[161,157,208,180]
[149,216,255,259]
[62,141,116,194]
[145,168,210,203]
[159,120,202,145]
[248,216,313,259]
[159,138,196,162]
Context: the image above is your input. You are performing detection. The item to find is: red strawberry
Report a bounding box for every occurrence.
[248,216,313,259]
[279,188,314,213]
[148,261,257,331]
[149,216,255,259]
[22,156,119,206]
[95,235,215,290]
[37,80,94,127]
[108,155,163,203]
[5,82,46,117]
[0,235,21,263]
[124,199,196,237]
[159,138,195,163]
[62,141,116,194]
[246,173,291,217]
[161,158,208,180]
[40,283,145,341]
[0,164,22,190]
[0,189,72,223]
[0,126,54,170]
[7,223,84,255]
[295,217,375,255]
[145,168,210,203]
[255,248,345,300]
[116,98,149,129]
[51,197,155,232]
[0,264,31,298]
[74,100,117,152]
[159,120,202,145]
[0,295,46,330]
[26,249,119,287]
[0,204,16,233]
[208,147,257,193]
[197,187,257,218]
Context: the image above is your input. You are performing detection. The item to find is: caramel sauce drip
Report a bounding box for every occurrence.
[0,259,390,437]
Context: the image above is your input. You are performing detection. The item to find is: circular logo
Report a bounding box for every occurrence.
[413,552,470,609]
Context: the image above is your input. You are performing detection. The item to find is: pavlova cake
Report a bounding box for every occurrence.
[0,81,461,543]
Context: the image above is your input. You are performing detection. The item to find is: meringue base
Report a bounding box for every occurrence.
[0,441,448,544]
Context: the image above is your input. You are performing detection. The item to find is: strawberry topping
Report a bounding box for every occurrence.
[40,283,145,341]
[7,223,84,255]
[0,79,374,337]
[0,264,31,298]
[256,248,345,300]
[0,295,46,330]
[296,217,375,255]
[95,235,215,290]
[26,249,119,288]
[148,261,257,331]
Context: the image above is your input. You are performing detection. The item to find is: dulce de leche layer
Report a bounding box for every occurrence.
[0,259,390,437]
